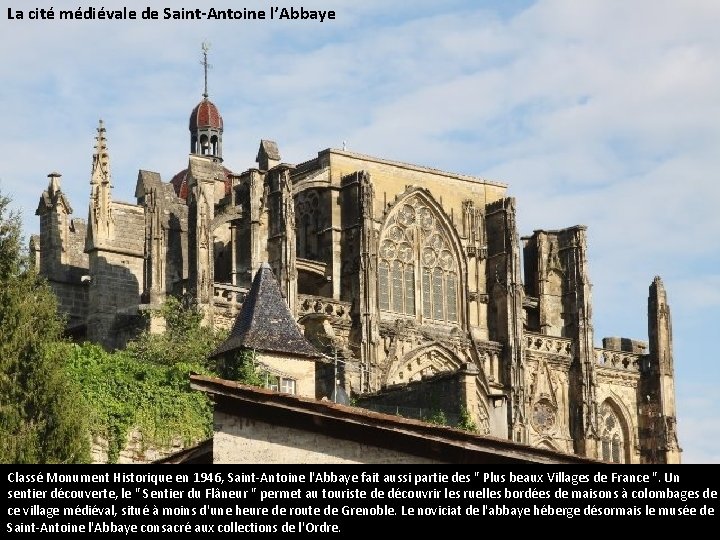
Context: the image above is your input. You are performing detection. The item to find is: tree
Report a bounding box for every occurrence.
[125,295,225,369]
[220,349,265,387]
[0,190,90,463]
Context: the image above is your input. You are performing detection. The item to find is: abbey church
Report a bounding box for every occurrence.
[33,55,680,464]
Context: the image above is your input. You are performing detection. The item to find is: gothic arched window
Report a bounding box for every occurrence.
[378,196,459,324]
[600,401,626,463]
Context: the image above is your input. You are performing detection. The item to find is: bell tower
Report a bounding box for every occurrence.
[189,42,223,161]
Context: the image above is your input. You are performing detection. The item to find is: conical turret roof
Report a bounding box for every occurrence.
[211,263,322,360]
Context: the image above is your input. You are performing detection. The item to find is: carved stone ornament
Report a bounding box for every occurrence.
[531,399,556,433]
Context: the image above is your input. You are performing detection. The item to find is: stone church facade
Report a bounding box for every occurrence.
[33,82,680,464]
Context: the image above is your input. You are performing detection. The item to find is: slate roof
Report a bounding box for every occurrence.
[257,139,281,161]
[134,170,162,199]
[210,263,323,360]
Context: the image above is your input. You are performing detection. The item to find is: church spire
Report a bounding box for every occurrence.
[189,43,223,162]
[86,119,114,249]
[91,119,111,186]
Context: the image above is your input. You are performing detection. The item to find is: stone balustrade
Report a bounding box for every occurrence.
[213,283,248,307]
[595,348,642,372]
[525,333,573,358]
[298,294,352,323]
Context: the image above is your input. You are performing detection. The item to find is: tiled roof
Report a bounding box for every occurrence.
[169,169,188,199]
[170,166,234,200]
[189,98,223,130]
[211,263,323,360]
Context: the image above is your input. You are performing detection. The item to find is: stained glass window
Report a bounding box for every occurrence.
[392,261,403,313]
[446,273,457,322]
[611,436,621,463]
[432,268,444,320]
[378,261,389,311]
[404,264,415,315]
[422,269,432,319]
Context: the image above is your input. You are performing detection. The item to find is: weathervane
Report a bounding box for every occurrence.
[201,41,212,99]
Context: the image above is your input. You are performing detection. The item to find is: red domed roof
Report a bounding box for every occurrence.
[170,166,234,200]
[189,98,223,131]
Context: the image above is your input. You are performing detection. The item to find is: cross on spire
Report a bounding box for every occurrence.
[201,41,212,99]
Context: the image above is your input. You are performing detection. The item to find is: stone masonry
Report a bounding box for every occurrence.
[35,71,681,464]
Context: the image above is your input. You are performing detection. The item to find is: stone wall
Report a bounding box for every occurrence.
[595,349,643,464]
[38,210,89,329]
[256,351,318,399]
[213,410,440,464]
[48,280,88,329]
[323,150,506,223]
[523,342,575,454]
[87,251,143,348]
[86,202,145,348]
[109,201,146,255]
[357,369,468,425]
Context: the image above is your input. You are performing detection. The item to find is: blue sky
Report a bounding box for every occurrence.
[1,1,718,462]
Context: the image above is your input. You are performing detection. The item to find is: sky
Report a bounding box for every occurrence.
[1,0,718,463]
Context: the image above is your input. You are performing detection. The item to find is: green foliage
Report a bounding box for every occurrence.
[61,294,224,462]
[220,349,265,387]
[64,342,213,463]
[0,192,22,280]
[0,190,90,463]
[424,409,448,426]
[457,406,479,432]
[126,295,226,369]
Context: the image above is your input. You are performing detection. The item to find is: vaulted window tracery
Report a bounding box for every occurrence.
[600,401,626,463]
[378,196,459,324]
